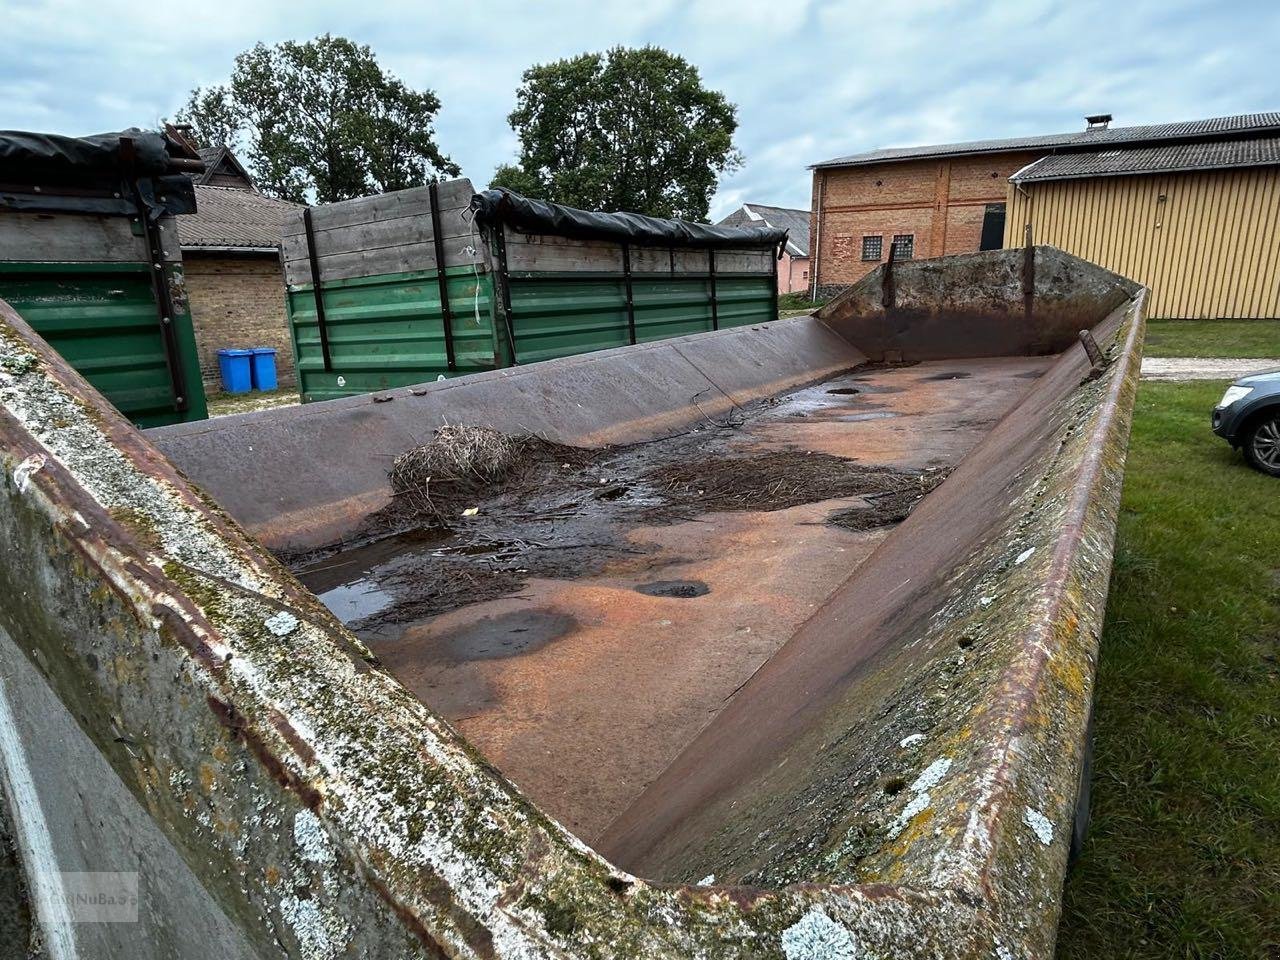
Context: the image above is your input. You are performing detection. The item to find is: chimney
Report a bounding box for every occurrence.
[1085,113,1113,130]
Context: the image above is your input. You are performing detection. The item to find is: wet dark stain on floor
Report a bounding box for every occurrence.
[430,609,577,663]
[921,371,973,381]
[290,365,992,635]
[635,579,710,598]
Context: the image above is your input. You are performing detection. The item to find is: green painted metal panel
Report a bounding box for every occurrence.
[506,275,630,364]
[506,272,776,361]
[287,265,497,402]
[286,259,775,403]
[0,261,208,427]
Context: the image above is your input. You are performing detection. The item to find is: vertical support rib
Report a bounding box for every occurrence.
[1022,222,1036,316]
[302,207,333,373]
[119,136,189,413]
[493,222,519,365]
[771,241,781,319]
[882,245,896,309]
[708,248,719,331]
[428,182,457,371]
[622,242,637,344]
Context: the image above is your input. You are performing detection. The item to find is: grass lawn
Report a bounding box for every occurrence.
[1056,380,1280,959]
[1144,319,1280,359]
[206,387,300,418]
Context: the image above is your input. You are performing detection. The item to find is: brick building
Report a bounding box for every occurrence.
[177,148,301,392]
[717,203,811,294]
[807,112,1280,301]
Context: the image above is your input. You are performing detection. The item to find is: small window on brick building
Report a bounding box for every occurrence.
[861,235,883,261]
[891,234,914,261]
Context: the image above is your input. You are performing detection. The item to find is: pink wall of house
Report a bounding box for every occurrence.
[779,253,811,295]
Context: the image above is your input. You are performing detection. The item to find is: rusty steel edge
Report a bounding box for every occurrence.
[0,287,1144,959]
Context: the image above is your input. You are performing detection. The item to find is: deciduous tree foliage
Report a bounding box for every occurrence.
[491,47,741,221]
[175,35,459,203]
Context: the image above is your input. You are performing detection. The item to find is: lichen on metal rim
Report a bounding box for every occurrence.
[0,279,1145,959]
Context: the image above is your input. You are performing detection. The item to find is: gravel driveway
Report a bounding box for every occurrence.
[1140,357,1280,381]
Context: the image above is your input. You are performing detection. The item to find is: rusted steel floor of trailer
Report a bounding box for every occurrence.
[294,356,1053,841]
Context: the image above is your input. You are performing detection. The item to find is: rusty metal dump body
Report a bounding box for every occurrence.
[0,247,1144,958]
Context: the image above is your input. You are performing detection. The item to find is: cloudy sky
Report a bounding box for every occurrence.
[5,0,1277,219]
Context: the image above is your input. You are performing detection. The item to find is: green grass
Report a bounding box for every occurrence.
[777,291,829,317]
[1144,320,1280,359]
[1057,380,1280,959]
[206,387,300,418]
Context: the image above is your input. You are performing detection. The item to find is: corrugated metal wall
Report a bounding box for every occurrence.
[1005,168,1280,319]
[284,181,782,402]
[288,266,496,402]
[504,271,774,365]
[0,262,207,427]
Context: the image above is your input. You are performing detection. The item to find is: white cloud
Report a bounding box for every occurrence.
[2,0,1277,215]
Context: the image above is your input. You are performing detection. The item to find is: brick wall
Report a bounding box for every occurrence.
[810,151,1039,296]
[181,253,296,393]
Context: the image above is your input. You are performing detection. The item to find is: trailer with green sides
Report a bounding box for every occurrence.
[282,180,787,402]
[0,128,208,427]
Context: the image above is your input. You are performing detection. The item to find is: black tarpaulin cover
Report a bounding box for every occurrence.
[471,188,787,250]
[0,128,172,182]
[0,127,197,216]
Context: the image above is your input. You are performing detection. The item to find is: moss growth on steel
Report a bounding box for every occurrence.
[0,289,1144,958]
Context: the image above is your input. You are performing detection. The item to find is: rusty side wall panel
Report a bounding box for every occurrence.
[146,316,866,554]
[0,240,1146,960]
[0,301,993,958]
[600,294,1147,959]
[817,245,1141,361]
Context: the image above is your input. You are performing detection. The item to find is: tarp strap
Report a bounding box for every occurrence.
[302,207,334,372]
[120,136,188,414]
[622,243,636,345]
[492,222,519,365]
[709,249,719,331]
[428,182,458,371]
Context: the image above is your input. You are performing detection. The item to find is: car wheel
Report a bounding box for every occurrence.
[1243,412,1280,477]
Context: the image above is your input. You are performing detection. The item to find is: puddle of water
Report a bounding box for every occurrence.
[840,411,899,423]
[431,609,577,662]
[317,579,394,622]
[922,371,973,381]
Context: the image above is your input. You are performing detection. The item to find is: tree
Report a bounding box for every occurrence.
[491,46,742,221]
[174,35,459,203]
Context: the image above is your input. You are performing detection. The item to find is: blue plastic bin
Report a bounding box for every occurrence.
[250,347,279,391]
[217,349,253,394]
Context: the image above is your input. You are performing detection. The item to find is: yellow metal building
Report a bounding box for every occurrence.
[1005,138,1280,319]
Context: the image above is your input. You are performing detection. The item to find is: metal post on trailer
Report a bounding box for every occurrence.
[708,248,719,331]
[771,240,782,320]
[302,207,334,372]
[1022,222,1036,316]
[428,181,458,371]
[493,221,519,365]
[622,242,637,344]
[882,242,896,309]
[118,136,189,413]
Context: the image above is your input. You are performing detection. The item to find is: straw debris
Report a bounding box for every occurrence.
[386,425,594,527]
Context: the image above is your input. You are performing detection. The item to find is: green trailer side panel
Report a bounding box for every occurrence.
[0,262,208,427]
[506,272,776,361]
[287,266,497,402]
[712,276,777,330]
[286,260,775,403]
[505,275,630,364]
